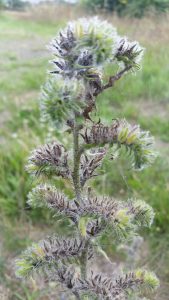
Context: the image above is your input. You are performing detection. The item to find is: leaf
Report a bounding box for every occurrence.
[78,217,89,237]
[96,245,112,263]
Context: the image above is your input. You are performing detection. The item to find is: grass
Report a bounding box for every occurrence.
[0,12,59,38]
[0,6,169,299]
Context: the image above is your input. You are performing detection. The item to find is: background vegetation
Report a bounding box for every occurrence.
[0,3,169,299]
[81,0,169,17]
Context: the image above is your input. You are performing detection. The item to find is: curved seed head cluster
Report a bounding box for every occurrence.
[47,265,80,293]
[41,237,85,260]
[15,243,46,279]
[116,119,157,170]
[48,18,106,99]
[79,196,119,219]
[16,250,159,298]
[77,197,127,239]
[80,148,107,186]
[28,185,155,239]
[70,17,117,63]
[49,17,143,79]
[41,77,85,128]
[83,121,118,144]
[28,184,78,221]
[83,119,157,170]
[26,142,70,178]
[49,17,118,77]
[128,199,155,227]
[135,269,159,290]
[16,237,90,279]
[77,270,159,299]
[115,37,144,70]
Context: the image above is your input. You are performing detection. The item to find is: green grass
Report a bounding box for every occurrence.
[0,13,60,38]
[0,59,48,96]
[0,9,169,298]
[103,47,169,103]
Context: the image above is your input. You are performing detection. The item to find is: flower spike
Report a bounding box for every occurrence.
[16,17,158,300]
[83,119,157,170]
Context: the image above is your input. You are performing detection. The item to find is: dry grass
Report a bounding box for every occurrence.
[105,12,169,45]
[18,3,86,23]
[10,3,169,46]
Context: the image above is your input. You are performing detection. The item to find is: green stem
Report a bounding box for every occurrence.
[80,240,89,279]
[72,117,89,283]
[73,120,82,201]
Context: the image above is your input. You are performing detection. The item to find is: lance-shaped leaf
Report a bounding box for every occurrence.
[77,270,159,299]
[111,270,159,298]
[28,184,78,222]
[16,237,87,279]
[26,142,71,178]
[82,119,157,170]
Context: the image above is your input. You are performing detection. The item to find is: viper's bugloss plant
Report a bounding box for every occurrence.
[16,17,159,299]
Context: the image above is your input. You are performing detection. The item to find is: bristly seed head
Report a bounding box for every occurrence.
[115,37,144,70]
[82,119,157,170]
[16,236,93,279]
[26,142,71,178]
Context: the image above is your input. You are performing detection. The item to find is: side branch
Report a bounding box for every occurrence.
[94,65,132,97]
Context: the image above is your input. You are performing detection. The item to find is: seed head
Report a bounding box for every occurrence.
[26,142,70,178]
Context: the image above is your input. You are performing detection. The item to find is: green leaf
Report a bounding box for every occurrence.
[78,216,90,237]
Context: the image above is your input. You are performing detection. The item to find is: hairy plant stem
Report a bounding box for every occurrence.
[72,117,89,286]
[80,239,89,279]
[73,119,82,202]
[93,65,132,97]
